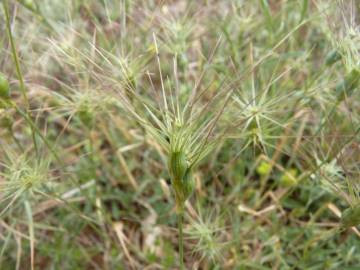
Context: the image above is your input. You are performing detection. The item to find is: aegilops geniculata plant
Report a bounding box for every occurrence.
[116,35,229,269]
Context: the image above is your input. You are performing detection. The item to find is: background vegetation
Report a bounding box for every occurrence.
[0,0,360,269]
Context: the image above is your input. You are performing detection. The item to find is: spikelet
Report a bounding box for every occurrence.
[168,150,194,213]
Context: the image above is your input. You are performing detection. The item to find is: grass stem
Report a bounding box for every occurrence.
[3,0,38,155]
[178,212,184,270]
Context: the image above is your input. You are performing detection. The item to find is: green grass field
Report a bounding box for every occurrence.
[1,0,360,269]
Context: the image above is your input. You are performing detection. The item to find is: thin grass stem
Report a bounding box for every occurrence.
[178,212,185,270]
[3,0,38,155]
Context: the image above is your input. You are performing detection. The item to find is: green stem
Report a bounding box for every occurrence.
[3,0,28,105]
[3,0,38,155]
[178,211,184,270]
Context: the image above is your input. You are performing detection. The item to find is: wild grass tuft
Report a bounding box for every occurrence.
[1,1,360,269]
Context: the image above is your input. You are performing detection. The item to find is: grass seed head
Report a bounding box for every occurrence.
[0,152,51,216]
[187,211,225,262]
[168,150,194,210]
[77,101,95,128]
[160,16,194,56]
[169,151,188,182]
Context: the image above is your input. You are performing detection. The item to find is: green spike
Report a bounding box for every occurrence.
[182,168,194,200]
[168,151,188,182]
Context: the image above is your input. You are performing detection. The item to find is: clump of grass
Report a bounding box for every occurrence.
[313,142,360,230]
[2,0,360,268]
[0,151,51,217]
[158,13,195,71]
[53,87,117,128]
[319,159,360,229]
[187,210,227,263]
